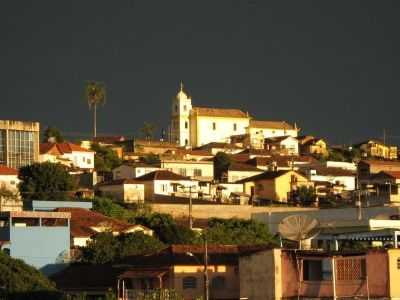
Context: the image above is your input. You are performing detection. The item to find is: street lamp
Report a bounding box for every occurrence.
[185,236,209,300]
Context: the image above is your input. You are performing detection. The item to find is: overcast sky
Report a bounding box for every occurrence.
[1,1,399,145]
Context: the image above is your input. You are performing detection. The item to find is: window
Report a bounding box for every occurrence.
[178,168,187,176]
[185,139,188,146]
[336,258,366,281]
[185,121,188,129]
[175,105,178,113]
[194,169,202,177]
[212,122,216,130]
[183,105,187,111]
[211,276,226,289]
[397,258,400,269]
[182,276,197,289]
[10,180,15,185]
[233,123,237,131]
[82,157,86,162]
[303,259,332,281]
[87,158,92,164]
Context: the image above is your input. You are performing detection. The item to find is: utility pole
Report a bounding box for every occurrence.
[189,185,193,230]
[204,236,209,300]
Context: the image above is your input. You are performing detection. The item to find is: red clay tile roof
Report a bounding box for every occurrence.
[360,160,400,166]
[135,170,192,181]
[0,165,18,175]
[196,142,243,150]
[250,120,295,130]
[311,166,356,177]
[376,171,400,179]
[40,142,94,154]
[236,170,291,183]
[54,207,141,238]
[192,106,249,118]
[228,162,264,172]
[97,179,144,186]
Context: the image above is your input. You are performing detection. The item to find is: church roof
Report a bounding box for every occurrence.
[192,106,249,118]
[250,120,295,130]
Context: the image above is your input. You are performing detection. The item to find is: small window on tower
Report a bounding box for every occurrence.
[183,105,187,111]
[212,122,216,130]
[185,121,188,129]
[175,105,178,113]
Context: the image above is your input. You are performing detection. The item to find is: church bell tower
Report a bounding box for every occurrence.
[170,82,192,147]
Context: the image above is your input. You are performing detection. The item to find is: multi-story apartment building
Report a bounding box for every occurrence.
[0,120,40,169]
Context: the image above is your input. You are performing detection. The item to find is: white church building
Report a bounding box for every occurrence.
[170,83,299,148]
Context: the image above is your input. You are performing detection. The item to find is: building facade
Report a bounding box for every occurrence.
[0,211,70,275]
[169,83,298,148]
[0,120,40,169]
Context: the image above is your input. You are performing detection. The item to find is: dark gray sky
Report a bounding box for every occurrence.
[1,1,399,145]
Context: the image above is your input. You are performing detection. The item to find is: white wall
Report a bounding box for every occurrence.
[310,174,356,191]
[0,175,19,192]
[193,116,249,147]
[63,151,94,170]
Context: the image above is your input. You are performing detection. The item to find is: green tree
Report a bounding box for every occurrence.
[0,251,56,292]
[327,149,346,162]
[134,213,199,244]
[213,152,231,181]
[296,186,316,206]
[84,81,106,138]
[18,162,76,201]
[140,122,157,141]
[118,232,165,257]
[81,232,165,264]
[81,232,119,264]
[91,144,122,172]
[43,126,64,143]
[205,218,276,245]
[140,153,160,165]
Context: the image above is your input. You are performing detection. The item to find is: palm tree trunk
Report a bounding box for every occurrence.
[93,103,97,138]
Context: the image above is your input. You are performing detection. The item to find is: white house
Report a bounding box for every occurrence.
[55,207,153,247]
[226,162,264,183]
[160,159,214,181]
[264,136,299,156]
[135,170,199,201]
[40,142,95,170]
[0,165,22,211]
[112,163,160,180]
[97,179,145,203]
[305,167,356,191]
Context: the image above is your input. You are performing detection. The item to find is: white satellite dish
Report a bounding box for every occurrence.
[278,215,320,249]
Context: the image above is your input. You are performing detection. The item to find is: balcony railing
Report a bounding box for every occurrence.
[121,289,183,300]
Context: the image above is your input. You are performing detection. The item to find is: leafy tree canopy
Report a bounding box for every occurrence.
[91,144,122,172]
[140,153,160,165]
[18,162,76,201]
[213,152,231,181]
[205,218,276,245]
[0,251,56,293]
[43,126,64,143]
[134,213,199,244]
[81,232,165,264]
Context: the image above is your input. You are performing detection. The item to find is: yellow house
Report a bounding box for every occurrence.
[238,170,313,202]
[298,136,329,157]
[355,139,398,160]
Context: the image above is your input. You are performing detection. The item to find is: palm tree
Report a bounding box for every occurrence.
[84,81,106,138]
[140,122,157,141]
